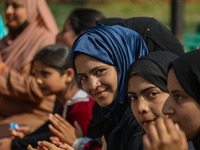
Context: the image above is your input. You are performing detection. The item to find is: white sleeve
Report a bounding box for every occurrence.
[72,137,92,150]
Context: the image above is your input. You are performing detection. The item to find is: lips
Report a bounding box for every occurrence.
[142,119,156,125]
[92,88,108,98]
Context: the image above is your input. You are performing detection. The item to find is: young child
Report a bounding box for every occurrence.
[0,44,95,150]
[33,44,95,136]
[143,50,200,150]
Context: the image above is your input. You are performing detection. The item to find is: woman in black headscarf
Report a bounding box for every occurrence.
[100,17,184,56]
[143,50,200,150]
[125,51,178,150]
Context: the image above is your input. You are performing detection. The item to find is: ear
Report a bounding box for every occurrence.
[64,68,75,83]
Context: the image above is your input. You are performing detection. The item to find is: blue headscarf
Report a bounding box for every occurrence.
[72,24,148,121]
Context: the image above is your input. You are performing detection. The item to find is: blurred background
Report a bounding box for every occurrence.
[0,0,199,52]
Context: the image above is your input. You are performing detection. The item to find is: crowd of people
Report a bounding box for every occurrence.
[0,0,199,150]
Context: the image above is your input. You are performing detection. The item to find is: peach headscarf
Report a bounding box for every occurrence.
[0,0,58,70]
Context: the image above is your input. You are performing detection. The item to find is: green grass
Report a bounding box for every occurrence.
[1,1,199,33]
[1,1,200,51]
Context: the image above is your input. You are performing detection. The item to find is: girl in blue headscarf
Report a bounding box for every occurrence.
[72,24,148,149]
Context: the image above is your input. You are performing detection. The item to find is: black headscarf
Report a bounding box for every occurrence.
[99,17,184,56]
[126,51,178,92]
[170,49,200,150]
[170,50,200,103]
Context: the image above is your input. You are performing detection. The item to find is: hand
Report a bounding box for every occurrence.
[0,138,12,150]
[142,118,188,150]
[11,125,31,138]
[27,145,37,150]
[28,141,74,150]
[48,114,78,145]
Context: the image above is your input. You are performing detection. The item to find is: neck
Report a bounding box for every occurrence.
[8,21,28,39]
[56,83,80,104]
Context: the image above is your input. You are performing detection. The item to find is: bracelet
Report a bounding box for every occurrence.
[0,63,7,75]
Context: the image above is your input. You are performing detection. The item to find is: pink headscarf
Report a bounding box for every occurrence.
[0,0,59,70]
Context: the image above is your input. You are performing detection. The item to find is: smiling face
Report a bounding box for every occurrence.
[74,54,118,107]
[33,61,67,97]
[5,0,28,30]
[163,68,200,140]
[128,74,169,132]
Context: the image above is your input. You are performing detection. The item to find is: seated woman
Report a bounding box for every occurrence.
[143,49,200,150]
[126,51,178,149]
[100,17,184,56]
[0,0,58,131]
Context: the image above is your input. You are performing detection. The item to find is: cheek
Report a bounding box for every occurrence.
[131,102,138,117]
[16,9,27,21]
[81,82,89,93]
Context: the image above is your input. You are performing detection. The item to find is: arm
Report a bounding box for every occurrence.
[11,121,55,150]
[0,61,45,102]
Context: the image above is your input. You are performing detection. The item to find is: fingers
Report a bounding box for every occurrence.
[48,124,64,142]
[59,143,75,150]
[27,144,37,150]
[142,118,188,150]
[143,134,153,150]
[49,114,74,133]
[37,141,60,150]
[50,136,62,146]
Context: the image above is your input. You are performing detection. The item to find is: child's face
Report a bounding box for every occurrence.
[33,61,67,96]
[5,0,28,30]
[74,54,118,107]
[128,74,169,132]
[163,68,200,140]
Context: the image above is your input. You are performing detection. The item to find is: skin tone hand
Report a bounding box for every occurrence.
[11,125,31,138]
[142,118,188,150]
[48,113,84,146]
[27,141,74,150]
[0,138,12,150]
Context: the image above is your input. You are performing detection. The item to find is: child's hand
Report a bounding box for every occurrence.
[142,117,188,150]
[48,113,78,146]
[10,122,31,138]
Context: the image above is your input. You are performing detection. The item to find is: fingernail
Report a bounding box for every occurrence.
[175,123,180,130]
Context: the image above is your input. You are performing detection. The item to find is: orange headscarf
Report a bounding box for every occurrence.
[0,0,58,70]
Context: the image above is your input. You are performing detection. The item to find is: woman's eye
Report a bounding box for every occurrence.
[129,96,137,101]
[79,76,87,81]
[174,94,184,101]
[96,69,104,75]
[149,92,158,97]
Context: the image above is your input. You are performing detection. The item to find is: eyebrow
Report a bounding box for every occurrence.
[77,65,105,76]
[128,86,157,95]
[171,89,186,94]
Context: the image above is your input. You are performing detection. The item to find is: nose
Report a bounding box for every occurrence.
[88,76,100,90]
[137,97,150,114]
[5,5,14,15]
[36,77,43,85]
[162,95,175,115]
